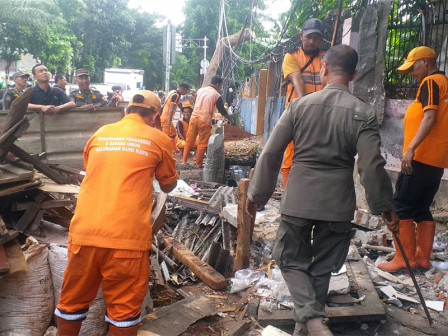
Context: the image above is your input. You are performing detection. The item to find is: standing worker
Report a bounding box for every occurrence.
[379,46,448,272]
[281,18,326,187]
[3,71,30,110]
[181,76,234,168]
[55,91,178,336]
[246,45,399,336]
[160,83,190,153]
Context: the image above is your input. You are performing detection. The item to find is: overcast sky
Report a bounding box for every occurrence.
[128,0,291,27]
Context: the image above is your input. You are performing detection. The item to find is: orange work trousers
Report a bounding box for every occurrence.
[161,120,176,138]
[281,141,294,187]
[57,244,150,327]
[182,118,211,167]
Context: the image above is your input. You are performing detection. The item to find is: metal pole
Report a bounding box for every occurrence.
[165,21,172,92]
[203,36,208,74]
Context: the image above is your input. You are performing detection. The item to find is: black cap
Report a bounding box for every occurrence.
[302,19,324,36]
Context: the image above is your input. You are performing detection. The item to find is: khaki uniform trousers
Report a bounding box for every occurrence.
[272,218,353,323]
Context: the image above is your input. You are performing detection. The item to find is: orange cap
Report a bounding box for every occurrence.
[398,46,437,74]
[182,103,193,111]
[128,90,161,111]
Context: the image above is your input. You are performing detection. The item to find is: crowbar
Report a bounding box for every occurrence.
[393,231,433,326]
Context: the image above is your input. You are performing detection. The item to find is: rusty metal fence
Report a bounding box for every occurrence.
[385,0,448,99]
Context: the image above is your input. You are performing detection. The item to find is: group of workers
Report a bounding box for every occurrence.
[4,16,445,336]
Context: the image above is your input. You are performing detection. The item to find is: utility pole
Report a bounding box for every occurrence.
[163,21,176,92]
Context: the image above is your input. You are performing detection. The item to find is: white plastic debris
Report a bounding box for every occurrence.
[261,325,292,336]
[431,261,448,271]
[433,241,447,252]
[229,269,265,293]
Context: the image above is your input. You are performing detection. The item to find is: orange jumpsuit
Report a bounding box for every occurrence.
[182,86,222,167]
[160,90,181,137]
[281,48,325,186]
[55,113,177,328]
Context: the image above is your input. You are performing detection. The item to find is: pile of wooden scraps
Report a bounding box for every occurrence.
[0,161,81,278]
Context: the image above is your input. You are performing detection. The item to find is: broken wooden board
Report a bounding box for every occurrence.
[38,182,80,194]
[163,237,228,291]
[0,163,34,185]
[139,295,216,336]
[0,177,41,197]
[257,260,385,326]
[222,320,251,336]
[151,192,168,235]
[3,239,28,275]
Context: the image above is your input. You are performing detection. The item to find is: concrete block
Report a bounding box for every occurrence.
[328,273,350,295]
[222,204,238,228]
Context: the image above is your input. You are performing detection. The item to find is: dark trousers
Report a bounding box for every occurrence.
[394,161,443,222]
[272,218,353,323]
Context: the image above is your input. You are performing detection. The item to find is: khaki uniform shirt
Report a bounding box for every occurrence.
[248,83,394,222]
[70,89,107,107]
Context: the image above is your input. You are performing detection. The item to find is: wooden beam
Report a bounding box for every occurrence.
[162,237,228,291]
[10,144,69,184]
[266,63,274,98]
[14,193,46,232]
[233,178,252,273]
[256,69,268,135]
[151,192,168,235]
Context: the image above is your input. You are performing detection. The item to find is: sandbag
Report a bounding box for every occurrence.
[0,243,54,336]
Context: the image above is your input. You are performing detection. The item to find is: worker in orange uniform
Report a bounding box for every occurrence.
[379,46,448,273]
[55,91,178,336]
[281,18,326,187]
[176,103,198,152]
[160,83,190,152]
[181,76,234,168]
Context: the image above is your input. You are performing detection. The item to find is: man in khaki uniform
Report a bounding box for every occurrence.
[246,45,399,336]
[70,69,112,111]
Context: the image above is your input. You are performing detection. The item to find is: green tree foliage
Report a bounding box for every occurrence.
[120,11,165,90]
[0,0,58,28]
[68,0,135,82]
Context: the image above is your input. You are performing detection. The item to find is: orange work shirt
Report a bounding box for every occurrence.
[69,114,178,251]
[282,48,325,107]
[191,86,221,126]
[403,72,448,168]
[161,90,180,124]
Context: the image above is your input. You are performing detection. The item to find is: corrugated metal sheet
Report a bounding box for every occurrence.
[0,108,123,169]
[263,97,285,144]
[239,98,257,135]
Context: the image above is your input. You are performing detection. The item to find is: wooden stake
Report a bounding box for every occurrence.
[233,178,252,273]
[256,69,267,135]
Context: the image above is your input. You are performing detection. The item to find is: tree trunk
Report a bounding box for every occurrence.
[202,28,254,87]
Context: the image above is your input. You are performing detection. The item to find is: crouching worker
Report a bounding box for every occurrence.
[55,91,178,336]
[176,103,198,154]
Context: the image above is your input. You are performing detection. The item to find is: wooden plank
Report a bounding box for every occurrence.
[10,144,69,184]
[223,320,251,336]
[13,199,74,211]
[3,239,28,274]
[139,295,216,336]
[233,178,252,273]
[162,237,228,291]
[14,193,46,232]
[256,69,268,135]
[0,163,34,185]
[0,178,41,197]
[151,192,168,235]
[38,182,80,194]
[266,62,274,98]
[257,260,385,326]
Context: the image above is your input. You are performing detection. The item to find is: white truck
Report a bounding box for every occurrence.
[103,68,144,92]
